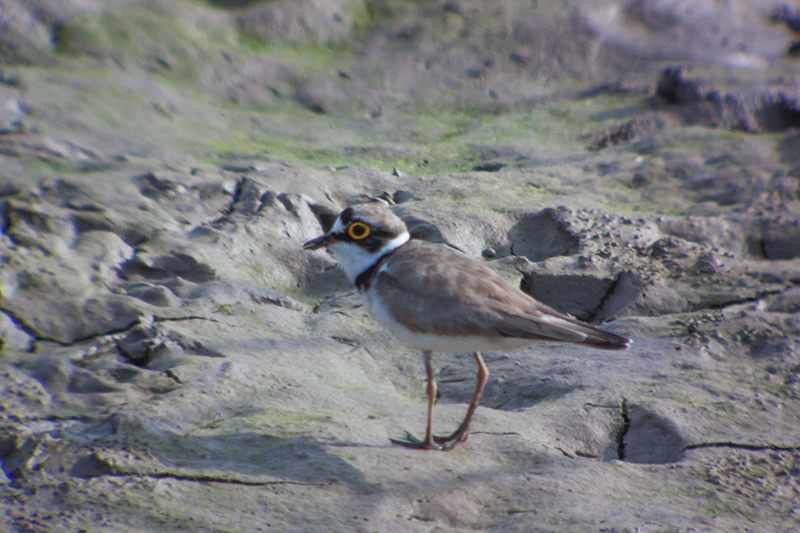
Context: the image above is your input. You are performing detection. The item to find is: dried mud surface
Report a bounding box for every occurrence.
[1,0,800,531]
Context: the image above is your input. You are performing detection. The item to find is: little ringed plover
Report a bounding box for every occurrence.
[303,204,630,451]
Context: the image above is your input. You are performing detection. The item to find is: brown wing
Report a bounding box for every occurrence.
[374,240,629,349]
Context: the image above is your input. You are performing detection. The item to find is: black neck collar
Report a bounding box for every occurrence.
[354,244,402,291]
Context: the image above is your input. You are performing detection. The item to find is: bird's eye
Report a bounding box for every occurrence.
[347,222,370,240]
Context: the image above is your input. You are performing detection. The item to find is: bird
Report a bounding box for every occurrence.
[303,203,631,451]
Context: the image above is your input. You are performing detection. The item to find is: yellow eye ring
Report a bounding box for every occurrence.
[347,222,371,240]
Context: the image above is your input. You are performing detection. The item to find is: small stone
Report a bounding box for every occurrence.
[472,161,506,172]
[631,172,649,187]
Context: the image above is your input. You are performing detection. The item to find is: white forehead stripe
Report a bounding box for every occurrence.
[330,216,347,234]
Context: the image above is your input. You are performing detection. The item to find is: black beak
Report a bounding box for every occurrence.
[302,233,334,251]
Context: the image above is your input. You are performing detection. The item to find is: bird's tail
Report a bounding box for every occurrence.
[574,323,631,350]
[550,311,631,349]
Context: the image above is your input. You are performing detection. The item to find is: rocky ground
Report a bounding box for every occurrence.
[1,0,800,531]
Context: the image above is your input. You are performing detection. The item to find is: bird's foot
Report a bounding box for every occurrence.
[390,430,468,451]
[434,429,468,446]
[390,431,439,450]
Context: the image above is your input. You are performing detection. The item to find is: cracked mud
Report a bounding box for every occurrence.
[1,0,800,531]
